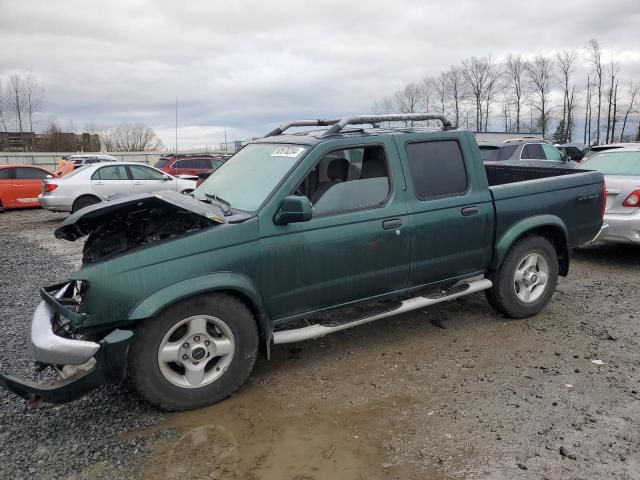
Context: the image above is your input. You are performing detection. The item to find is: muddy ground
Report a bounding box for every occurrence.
[1,208,639,480]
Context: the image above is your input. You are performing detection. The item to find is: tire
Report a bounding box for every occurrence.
[72,195,101,213]
[485,235,559,319]
[0,199,4,213]
[128,293,258,411]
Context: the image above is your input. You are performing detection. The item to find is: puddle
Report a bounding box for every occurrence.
[139,388,414,480]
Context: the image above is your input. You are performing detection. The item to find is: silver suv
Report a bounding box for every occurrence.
[479,140,577,168]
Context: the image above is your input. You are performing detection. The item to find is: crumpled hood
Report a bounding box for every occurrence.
[55,190,227,241]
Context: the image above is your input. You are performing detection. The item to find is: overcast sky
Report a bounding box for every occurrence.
[1,0,639,148]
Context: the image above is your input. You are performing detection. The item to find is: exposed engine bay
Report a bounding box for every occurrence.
[53,191,227,265]
[82,206,214,264]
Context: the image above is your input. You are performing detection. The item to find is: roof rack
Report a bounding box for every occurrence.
[264,113,454,138]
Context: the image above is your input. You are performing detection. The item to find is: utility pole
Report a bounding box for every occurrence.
[224,130,227,153]
[175,98,178,154]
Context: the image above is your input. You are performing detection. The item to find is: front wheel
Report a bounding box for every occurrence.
[128,293,259,411]
[485,235,559,319]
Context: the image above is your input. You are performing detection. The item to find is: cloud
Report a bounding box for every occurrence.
[1,0,639,147]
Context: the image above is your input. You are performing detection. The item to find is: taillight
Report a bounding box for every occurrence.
[44,183,58,193]
[622,189,640,208]
[601,182,606,217]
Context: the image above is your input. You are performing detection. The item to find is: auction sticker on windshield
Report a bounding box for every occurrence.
[270,146,305,157]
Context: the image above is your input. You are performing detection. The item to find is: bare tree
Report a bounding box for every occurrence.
[371,96,395,127]
[7,74,26,135]
[395,83,423,125]
[420,76,435,112]
[556,50,577,143]
[526,55,554,137]
[99,124,163,152]
[566,85,577,142]
[430,72,447,116]
[445,66,467,128]
[586,39,603,144]
[619,82,639,141]
[610,80,619,142]
[461,56,494,131]
[504,54,527,132]
[0,79,9,133]
[483,63,502,131]
[24,72,44,135]
[604,59,618,143]
[584,75,592,144]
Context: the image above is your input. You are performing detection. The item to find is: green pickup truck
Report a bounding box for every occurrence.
[0,114,607,411]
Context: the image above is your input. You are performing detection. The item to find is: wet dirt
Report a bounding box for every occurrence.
[2,209,640,480]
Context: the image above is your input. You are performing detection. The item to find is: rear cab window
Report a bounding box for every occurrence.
[405,140,468,199]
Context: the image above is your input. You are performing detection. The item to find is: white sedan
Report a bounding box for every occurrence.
[39,162,197,213]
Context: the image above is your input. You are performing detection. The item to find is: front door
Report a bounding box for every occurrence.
[127,164,174,194]
[260,140,411,321]
[13,167,50,207]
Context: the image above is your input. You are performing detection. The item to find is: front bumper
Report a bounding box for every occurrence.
[601,212,640,244]
[0,283,132,404]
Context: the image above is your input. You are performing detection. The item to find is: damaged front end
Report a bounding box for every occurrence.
[0,282,132,405]
[55,190,227,264]
[0,191,230,406]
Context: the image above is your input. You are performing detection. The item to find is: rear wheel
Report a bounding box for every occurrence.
[486,235,559,319]
[72,195,100,213]
[128,293,258,411]
[0,199,4,213]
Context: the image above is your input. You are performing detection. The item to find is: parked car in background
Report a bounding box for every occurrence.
[556,142,588,162]
[479,139,577,168]
[66,154,119,170]
[0,165,56,212]
[195,159,228,187]
[578,145,640,244]
[39,162,196,212]
[583,143,639,159]
[155,154,226,176]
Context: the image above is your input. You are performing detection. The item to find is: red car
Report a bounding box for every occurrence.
[0,165,56,212]
[154,154,226,176]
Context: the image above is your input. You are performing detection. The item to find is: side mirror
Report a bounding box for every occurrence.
[162,174,172,181]
[274,195,313,225]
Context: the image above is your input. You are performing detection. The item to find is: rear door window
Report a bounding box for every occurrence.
[0,169,12,179]
[92,165,129,180]
[406,140,468,199]
[14,167,49,179]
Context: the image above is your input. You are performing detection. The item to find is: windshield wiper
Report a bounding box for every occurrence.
[204,193,232,216]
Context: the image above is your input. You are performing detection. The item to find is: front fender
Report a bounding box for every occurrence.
[490,215,568,271]
[127,272,272,356]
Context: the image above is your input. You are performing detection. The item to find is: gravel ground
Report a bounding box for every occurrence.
[0,208,639,480]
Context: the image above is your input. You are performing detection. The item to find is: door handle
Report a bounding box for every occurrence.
[382,218,402,230]
[133,181,143,185]
[461,206,479,216]
[94,181,104,185]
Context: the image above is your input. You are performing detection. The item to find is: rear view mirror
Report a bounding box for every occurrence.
[274,195,313,225]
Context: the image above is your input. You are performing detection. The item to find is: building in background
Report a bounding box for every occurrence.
[0,131,100,152]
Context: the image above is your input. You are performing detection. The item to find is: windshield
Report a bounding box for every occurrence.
[580,151,640,175]
[194,143,308,211]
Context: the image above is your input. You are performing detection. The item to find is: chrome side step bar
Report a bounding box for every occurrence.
[273,278,493,345]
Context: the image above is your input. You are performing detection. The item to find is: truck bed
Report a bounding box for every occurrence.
[485,164,583,186]
[485,164,604,248]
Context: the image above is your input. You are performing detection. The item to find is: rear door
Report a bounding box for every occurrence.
[90,165,134,199]
[13,167,50,206]
[127,164,174,194]
[395,132,494,287]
